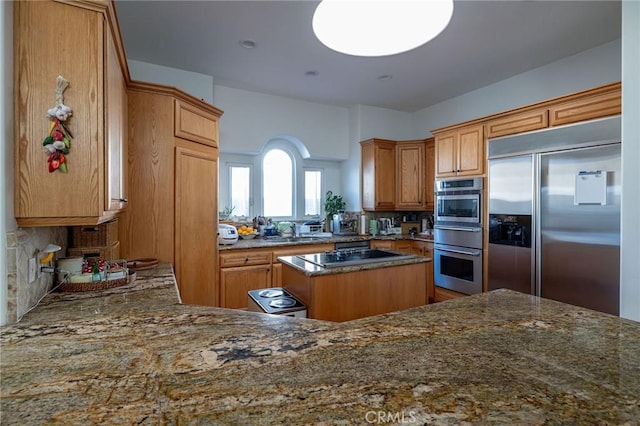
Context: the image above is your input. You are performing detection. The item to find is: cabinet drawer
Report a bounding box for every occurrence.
[549,90,621,126]
[174,99,218,147]
[486,109,548,138]
[220,250,272,267]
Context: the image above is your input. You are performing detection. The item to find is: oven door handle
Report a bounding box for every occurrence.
[434,225,481,232]
[436,247,482,257]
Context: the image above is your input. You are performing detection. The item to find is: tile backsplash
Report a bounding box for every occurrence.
[5,226,67,323]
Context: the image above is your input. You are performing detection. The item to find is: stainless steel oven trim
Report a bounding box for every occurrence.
[434,225,482,232]
[434,243,483,295]
[435,193,482,224]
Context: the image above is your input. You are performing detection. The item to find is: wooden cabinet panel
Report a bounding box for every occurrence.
[549,90,621,126]
[396,141,426,210]
[435,133,457,177]
[174,99,219,147]
[435,125,484,178]
[105,25,128,213]
[457,125,485,176]
[220,265,272,309]
[14,1,125,226]
[121,82,222,307]
[361,139,396,211]
[486,109,548,138]
[121,91,175,263]
[174,141,218,306]
[425,139,435,210]
[370,240,394,249]
[219,250,272,268]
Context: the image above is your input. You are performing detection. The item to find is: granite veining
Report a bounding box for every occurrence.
[219,234,433,250]
[1,263,638,424]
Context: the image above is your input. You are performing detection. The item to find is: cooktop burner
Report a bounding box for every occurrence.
[259,289,284,298]
[247,287,306,315]
[296,249,414,269]
[269,297,297,308]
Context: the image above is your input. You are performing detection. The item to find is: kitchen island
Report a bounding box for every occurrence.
[1,263,638,424]
[279,251,431,322]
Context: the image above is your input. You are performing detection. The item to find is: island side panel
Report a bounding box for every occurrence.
[282,263,427,322]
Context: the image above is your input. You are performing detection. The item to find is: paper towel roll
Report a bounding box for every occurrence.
[359,214,368,235]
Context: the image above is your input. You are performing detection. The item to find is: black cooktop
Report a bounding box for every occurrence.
[296,249,414,269]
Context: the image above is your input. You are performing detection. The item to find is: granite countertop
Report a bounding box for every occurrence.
[277,252,431,276]
[220,233,434,250]
[1,263,638,424]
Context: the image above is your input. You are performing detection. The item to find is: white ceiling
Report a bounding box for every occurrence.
[114,0,621,112]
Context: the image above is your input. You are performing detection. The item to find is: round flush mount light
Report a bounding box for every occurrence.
[239,39,257,49]
[312,0,454,57]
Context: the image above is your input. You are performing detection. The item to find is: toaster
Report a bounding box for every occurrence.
[218,224,239,245]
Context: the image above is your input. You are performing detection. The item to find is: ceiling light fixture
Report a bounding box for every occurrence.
[312,0,454,57]
[305,70,319,77]
[378,74,392,81]
[239,39,257,49]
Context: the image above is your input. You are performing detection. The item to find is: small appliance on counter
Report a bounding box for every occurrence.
[247,287,307,317]
[218,224,239,245]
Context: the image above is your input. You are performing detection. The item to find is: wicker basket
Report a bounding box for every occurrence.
[58,271,135,292]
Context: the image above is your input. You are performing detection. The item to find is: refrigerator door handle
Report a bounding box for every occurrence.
[436,247,482,257]
[434,225,481,232]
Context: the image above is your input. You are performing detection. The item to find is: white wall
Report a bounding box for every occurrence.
[412,39,621,136]
[128,59,214,104]
[1,0,15,325]
[620,1,640,322]
[213,85,350,160]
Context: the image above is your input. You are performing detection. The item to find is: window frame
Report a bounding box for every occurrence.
[261,147,295,220]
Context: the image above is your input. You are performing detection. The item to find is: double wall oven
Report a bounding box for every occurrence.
[434,177,483,295]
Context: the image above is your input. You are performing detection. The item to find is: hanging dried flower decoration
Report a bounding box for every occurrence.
[42,75,73,173]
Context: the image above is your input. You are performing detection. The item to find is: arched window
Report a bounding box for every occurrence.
[262,148,293,217]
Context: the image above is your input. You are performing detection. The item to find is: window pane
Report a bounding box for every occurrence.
[263,149,292,217]
[230,166,251,217]
[304,170,322,216]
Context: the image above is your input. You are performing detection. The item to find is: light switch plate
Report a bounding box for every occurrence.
[28,258,37,283]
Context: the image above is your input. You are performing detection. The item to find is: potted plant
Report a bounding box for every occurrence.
[324,190,346,231]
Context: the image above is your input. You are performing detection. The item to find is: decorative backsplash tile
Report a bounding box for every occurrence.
[4,227,67,324]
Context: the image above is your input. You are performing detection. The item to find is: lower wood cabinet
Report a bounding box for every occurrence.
[271,244,334,286]
[220,264,272,309]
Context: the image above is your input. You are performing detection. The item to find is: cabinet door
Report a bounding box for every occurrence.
[220,265,272,309]
[14,1,104,225]
[121,90,175,263]
[486,109,548,138]
[549,90,621,127]
[457,125,485,176]
[435,132,457,177]
[175,140,218,306]
[396,141,426,210]
[174,99,219,147]
[361,140,396,210]
[105,27,128,213]
[425,139,435,210]
[374,142,396,210]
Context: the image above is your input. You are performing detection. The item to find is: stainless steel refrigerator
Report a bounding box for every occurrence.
[487,116,621,315]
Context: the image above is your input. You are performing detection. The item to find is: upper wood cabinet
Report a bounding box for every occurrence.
[549,89,621,126]
[396,140,426,210]
[425,138,435,210]
[174,99,219,147]
[14,0,128,226]
[486,109,548,139]
[434,124,485,178]
[361,139,396,211]
[121,82,223,307]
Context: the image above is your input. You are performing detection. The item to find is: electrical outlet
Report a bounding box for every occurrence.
[28,257,37,283]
